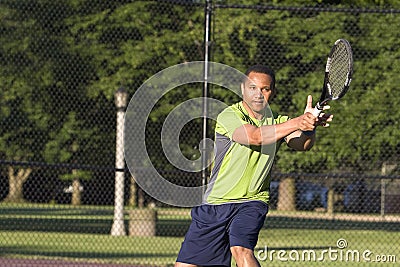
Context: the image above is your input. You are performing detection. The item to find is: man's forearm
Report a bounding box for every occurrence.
[259,119,300,145]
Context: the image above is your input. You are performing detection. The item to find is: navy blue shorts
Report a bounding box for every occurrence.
[176,201,268,267]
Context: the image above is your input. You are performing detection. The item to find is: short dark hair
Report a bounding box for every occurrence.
[243,64,276,91]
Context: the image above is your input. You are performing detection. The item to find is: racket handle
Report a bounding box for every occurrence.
[312,102,323,117]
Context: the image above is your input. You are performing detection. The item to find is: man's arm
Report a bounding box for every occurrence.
[232,95,332,151]
[232,112,316,148]
[285,129,315,151]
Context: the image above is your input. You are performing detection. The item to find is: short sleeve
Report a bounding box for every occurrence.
[215,107,246,139]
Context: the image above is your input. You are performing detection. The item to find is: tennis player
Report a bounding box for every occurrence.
[175,65,332,267]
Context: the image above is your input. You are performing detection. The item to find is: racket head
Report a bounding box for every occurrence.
[319,39,354,105]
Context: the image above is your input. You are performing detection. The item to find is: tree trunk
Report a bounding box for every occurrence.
[4,166,32,203]
[277,176,296,211]
[327,188,334,215]
[71,174,82,206]
[138,188,145,208]
[129,175,137,207]
[325,178,335,215]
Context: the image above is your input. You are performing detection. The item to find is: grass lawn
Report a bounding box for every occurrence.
[0,203,399,266]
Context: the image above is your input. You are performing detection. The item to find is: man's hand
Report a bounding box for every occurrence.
[295,95,317,132]
[297,112,317,132]
[304,95,316,115]
[304,95,333,128]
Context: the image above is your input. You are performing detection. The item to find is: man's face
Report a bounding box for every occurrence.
[241,72,274,115]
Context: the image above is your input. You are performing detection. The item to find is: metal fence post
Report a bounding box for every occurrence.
[202,0,212,192]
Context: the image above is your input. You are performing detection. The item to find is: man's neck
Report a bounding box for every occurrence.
[242,101,265,120]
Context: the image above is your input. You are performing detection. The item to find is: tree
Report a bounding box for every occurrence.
[272,7,400,176]
[0,0,116,203]
[44,112,93,205]
[0,2,52,202]
[65,1,206,187]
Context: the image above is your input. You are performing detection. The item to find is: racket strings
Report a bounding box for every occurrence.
[328,43,351,98]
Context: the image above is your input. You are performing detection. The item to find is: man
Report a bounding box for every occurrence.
[175,65,332,267]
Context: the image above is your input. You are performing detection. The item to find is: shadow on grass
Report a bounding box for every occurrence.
[0,217,114,234]
[0,216,190,237]
[0,217,191,236]
[0,245,176,260]
[156,219,190,237]
[0,206,113,216]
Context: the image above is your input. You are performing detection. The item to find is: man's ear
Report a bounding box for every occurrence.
[240,83,245,95]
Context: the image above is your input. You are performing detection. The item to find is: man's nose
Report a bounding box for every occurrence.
[256,88,264,98]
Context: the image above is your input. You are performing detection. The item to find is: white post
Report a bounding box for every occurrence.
[111,87,128,236]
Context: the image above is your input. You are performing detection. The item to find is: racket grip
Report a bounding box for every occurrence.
[312,103,323,117]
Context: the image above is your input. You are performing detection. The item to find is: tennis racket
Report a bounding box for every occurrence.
[312,38,353,117]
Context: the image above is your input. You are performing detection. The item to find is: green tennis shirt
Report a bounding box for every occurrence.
[203,101,289,205]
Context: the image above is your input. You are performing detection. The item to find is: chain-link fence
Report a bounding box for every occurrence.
[1,0,399,266]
